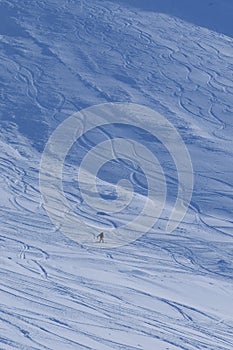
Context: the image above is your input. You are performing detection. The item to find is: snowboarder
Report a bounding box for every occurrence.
[97,232,104,243]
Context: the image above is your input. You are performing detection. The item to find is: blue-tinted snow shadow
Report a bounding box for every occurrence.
[109,0,233,38]
[0,3,30,38]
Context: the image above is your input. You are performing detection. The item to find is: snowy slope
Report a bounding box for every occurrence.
[109,0,233,38]
[1,0,233,349]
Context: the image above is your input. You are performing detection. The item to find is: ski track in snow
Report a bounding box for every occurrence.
[0,0,233,349]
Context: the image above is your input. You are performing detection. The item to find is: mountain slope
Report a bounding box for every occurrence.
[0,1,233,349]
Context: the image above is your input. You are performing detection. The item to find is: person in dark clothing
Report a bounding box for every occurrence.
[97,232,104,243]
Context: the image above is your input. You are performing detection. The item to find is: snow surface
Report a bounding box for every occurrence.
[0,0,233,349]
